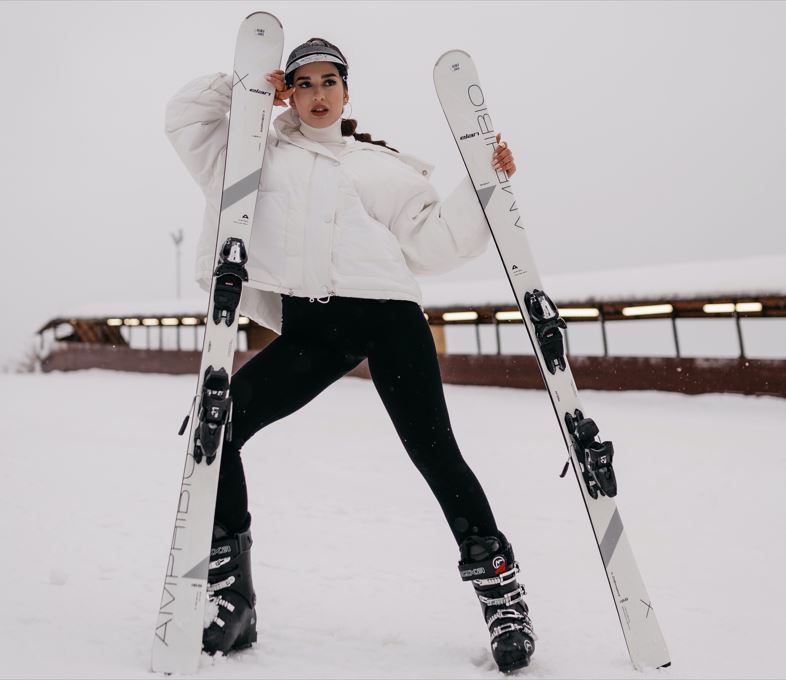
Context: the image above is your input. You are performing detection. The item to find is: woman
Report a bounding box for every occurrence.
[165,38,534,673]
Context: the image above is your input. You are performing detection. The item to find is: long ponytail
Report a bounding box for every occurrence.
[341,118,399,153]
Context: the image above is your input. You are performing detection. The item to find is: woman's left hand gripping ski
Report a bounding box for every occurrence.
[265,69,295,107]
[492,132,517,177]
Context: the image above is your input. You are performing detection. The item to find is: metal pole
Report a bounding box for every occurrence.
[671,313,681,358]
[494,313,501,355]
[599,307,609,357]
[475,322,481,354]
[733,303,746,359]
[564,325,570,357]
[171,229,184,300]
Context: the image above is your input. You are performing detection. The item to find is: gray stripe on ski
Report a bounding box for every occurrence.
[477,185,495,209]
[181,556,209,580]
[222,168,263,209]
[599,508,623,567]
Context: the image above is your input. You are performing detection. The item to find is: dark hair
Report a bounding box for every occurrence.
[341,118,398,153]
[295,37,399,153]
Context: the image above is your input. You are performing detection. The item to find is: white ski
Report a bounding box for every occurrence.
[151,13,283,675]
[433,50,670,670]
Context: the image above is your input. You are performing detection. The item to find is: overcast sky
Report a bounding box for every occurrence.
[0,1,784,364]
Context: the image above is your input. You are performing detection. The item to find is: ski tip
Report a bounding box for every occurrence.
[434,49,472,69]
[244,11,283,28]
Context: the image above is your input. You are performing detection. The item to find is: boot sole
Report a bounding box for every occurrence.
[498,656,531,673]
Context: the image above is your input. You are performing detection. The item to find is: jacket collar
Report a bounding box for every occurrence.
[273,107,343,160]
[272,108,434,180]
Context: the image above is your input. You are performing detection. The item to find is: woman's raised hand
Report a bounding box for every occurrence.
[265,69,295,107]
[492,132,517,177]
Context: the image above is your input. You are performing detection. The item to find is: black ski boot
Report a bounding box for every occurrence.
[202,515,257,655]
[458,533,535,672]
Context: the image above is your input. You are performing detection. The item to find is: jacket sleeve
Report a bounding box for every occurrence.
[389,174,491,276]
[164,72,233,195]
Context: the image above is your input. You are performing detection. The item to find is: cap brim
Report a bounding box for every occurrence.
[284,53,347,76]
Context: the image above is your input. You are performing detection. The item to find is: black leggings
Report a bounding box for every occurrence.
[215,295,499,546]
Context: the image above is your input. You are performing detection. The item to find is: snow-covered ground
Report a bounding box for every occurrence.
[1,371,784,679]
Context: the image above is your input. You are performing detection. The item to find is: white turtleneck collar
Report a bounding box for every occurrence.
[299,116,345,145]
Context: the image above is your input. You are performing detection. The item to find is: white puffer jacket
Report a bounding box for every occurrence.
[165,72,490,333]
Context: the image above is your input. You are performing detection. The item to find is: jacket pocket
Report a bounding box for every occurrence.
[332,212,407,282]
[247,190,289,282]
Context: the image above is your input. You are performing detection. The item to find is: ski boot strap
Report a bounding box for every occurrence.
[486,607,534,641]
[475,562,521,589]
[208,575,237,593]
[459,554,518,585]
[459,556,520,587]
[211,528,253,561]
[477,583,527,608]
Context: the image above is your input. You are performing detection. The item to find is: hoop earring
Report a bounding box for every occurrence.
[343,101,353,119]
